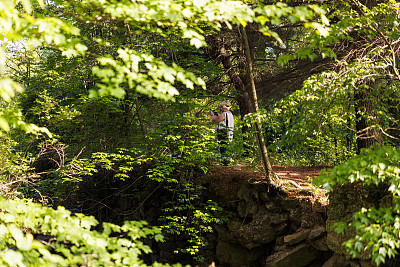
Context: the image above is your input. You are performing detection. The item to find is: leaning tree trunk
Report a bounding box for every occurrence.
[240,25,274,183]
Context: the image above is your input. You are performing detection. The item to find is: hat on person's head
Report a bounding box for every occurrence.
[220,100,231,110]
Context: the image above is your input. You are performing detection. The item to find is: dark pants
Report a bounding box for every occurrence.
[218,139,230,166]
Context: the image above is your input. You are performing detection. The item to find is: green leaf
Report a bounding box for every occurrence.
[0,116,10,132]
[190,37,203,48]
[3,250,24,267]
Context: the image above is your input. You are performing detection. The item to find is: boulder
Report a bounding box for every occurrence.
[214,220,242,243]
[236,208,289,249]
[325,183,389,261]
[216,241,266,267]
[280,197,301,211]
[266,243,319,267]
[283,229,311,245]
[237,219,277,249]
[308,236,330,252]
[237,199,258,218]
[308,226,326,240]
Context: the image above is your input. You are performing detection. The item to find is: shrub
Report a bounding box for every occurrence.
[314,145,400,266]
[0,197,181,267]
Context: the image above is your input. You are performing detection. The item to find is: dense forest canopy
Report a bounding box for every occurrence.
[0,0,400,266]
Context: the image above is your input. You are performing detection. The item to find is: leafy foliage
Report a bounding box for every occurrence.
[314,145,400,265]
[91,49,206,100]
[260,75,357,166]
[149,156,230,262]
[0,135,34,198]
[80,117,227,261]
[1,0,400,265]
[0,197,182,267]
[262,9,400,163]
[160,198,229,262]
[0,0,84,135]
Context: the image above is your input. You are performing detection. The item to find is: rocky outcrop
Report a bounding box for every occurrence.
[208,178,331,267]
[322,183,397,267]
[108,166,399,267]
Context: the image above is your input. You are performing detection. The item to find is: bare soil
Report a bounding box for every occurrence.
[207,164,331,206]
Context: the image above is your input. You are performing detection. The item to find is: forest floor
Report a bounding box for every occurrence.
[208,164,331,207]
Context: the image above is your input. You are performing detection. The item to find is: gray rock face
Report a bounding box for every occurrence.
[213,182,331,267]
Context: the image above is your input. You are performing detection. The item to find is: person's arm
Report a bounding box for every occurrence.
[210,112,225,123]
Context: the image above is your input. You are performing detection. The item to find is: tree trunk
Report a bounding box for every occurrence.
[354,84,384,153]
[207,35,254,117]
[240,25,274,183]
[135,95,146,137]
[206,34,255,155]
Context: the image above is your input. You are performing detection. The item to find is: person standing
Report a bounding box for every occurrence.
[210,100,234,166]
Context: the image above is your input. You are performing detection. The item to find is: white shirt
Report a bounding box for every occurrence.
[215,112,234,141]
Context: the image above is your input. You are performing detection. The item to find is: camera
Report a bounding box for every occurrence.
[213,112,218,116]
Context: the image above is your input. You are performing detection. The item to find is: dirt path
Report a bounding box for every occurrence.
[208,164,330,205]
[272,165,328,185]
[210,165,329,184]
[272,165,330,204]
